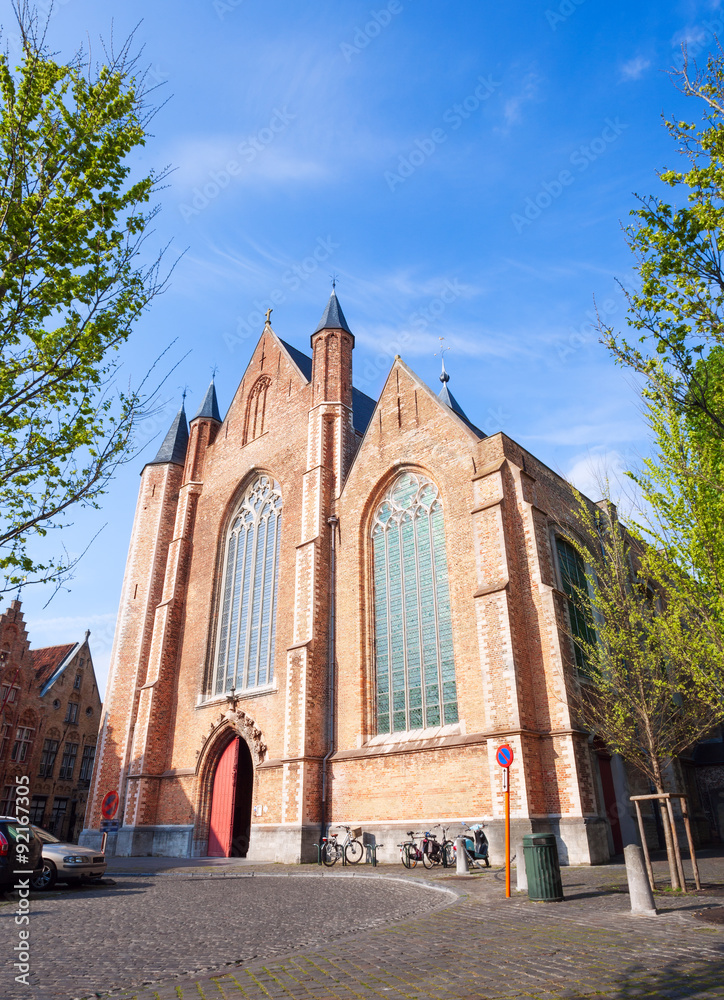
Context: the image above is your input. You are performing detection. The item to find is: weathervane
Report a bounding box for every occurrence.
[434,337,451,383]
[330,273,338,290]
[180,385,188,406]
[210,364,219,380]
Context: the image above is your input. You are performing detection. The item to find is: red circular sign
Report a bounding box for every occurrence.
[496,744,514,768]
[101,790,119,820]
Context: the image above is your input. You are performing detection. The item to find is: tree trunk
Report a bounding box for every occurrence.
[652,764,679,891]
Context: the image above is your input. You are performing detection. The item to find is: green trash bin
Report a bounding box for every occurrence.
[522,833,564,901]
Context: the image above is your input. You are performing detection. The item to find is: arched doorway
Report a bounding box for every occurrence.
[207,736,254,857]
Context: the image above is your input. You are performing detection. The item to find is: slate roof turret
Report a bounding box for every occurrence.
[148,405,189,467]
[313,289,353,336]
[192,379,222,423]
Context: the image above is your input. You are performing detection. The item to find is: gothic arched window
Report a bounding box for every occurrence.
[214,475,283,696]
[244,376,271,444]
[371,471,458,734]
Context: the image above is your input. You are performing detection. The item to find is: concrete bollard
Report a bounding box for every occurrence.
[624,844,657,916]
[516,841,527,893]
[455,837,469,874]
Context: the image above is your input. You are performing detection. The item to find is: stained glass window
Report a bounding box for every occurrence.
[214,475,283,695]
[556,536,596,672]
[371,472,458,734]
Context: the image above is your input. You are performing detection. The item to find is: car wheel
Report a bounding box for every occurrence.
[30,860,57,891]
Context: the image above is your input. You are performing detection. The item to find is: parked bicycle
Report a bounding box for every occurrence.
[398,831,424,868]
[321,825,364,866]
[421,830,446,868]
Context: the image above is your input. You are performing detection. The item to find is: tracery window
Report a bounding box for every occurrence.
[213,475,283,696]
[555,536,596,672]
[244,376,272,444]
[371,471,458,734]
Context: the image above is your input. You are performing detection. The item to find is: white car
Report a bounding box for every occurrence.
[30,825,106,890]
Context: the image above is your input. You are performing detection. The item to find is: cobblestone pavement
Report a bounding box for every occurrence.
[2,853,723,1000]
[0,870,453,1000]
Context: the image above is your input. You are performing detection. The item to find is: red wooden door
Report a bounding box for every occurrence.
[208,739,239,857]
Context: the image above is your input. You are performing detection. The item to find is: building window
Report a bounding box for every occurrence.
[79,745,96,783]
[555,536,596,672]
[64,702,79,724]
[73,673,82,690]
[243,376,272,444]
[0,784,15,815]
[38,739,59,778]
[29,796,47,825]
[58,742,79,780]
[48,797,68,836]
[10,726,33,762]
[1,682,19,706]
[0,724,10,760]
[371,471,458,734]
[214,475,283,696]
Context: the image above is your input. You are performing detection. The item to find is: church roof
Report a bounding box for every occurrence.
[148,405,189,467]
[278,337,374,435]
[436,369,485,437]
[313,289,353,335]
[351,387,376,435]
[279,338,312,381]
[192,380,222,423]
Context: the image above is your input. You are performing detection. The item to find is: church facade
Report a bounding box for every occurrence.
[81,291,631,864]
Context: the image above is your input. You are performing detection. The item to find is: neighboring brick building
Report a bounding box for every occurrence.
[0,601,102,842]
[81,289,704,864]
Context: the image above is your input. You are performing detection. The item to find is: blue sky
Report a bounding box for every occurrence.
[5,0,720,693]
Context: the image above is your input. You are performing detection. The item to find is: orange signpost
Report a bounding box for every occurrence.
[496,744,513,898]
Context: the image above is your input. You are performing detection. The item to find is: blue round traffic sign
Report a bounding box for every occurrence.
[496,744,514,768]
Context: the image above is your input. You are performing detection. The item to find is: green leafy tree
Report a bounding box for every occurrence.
[564,499,723,887]
[599,47,724,708]
[0,7,172,594]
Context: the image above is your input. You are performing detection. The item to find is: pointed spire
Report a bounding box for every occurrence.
[148,405,189,466]
[313,288,353,336]
[434,341,484,436]
[192,379,222,423]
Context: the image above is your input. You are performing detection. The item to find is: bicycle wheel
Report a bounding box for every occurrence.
[345,839,364,864]
[322,841,338,866]
[401,844,417,869]
[422,844,437,868]
[442,840,455,868]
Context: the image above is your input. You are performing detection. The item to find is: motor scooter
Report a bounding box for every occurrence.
[457,821,491,868]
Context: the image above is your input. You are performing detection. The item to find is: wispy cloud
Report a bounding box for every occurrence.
[620,56,651,81]
[565,446,647,520]
[496,70,542,133]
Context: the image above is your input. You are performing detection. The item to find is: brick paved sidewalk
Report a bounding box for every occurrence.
[98,854,724,1000]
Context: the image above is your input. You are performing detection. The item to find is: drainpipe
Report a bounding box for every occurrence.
[320,515,338,844]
